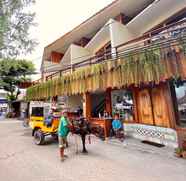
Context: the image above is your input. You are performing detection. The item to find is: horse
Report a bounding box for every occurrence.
[69,117,91,153]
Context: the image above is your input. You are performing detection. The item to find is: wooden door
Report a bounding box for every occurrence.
[151,87,171,128]
[137,89,154,125]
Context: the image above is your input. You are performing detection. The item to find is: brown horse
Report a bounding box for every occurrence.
[69,117,91,153]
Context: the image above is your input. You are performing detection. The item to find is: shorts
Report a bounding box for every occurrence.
[58,136,67,148]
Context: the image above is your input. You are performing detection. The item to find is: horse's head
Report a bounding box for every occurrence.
[69,117,91,135]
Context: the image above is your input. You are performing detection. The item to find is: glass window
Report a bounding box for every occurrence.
[175,82,186,127]
[31,107,44,117]
[111,89,134,121]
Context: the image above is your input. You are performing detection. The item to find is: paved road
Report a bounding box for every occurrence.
[0,119,185,181]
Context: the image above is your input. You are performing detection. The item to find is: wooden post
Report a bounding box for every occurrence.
[83,92,91,118]
[131,87,139,123]
[105,88,112,115]
[164,82,177,129]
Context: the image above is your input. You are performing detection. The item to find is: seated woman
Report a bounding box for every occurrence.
[112,113,124,142]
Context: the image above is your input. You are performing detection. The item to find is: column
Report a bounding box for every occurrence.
[105,88,112,115]
[83,92,91,118]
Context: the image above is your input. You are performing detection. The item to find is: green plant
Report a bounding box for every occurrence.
[0,0,37,57]
[175,147,184,153]
[175,147,186,158]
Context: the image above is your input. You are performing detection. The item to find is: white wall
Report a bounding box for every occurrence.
[71,44,91,64]
[60,44,92,67]
[60,46,71,68]
[127,0,186,35]
[110,20,137,48]
[85,22,110,54]
[67,95,83,112]
[42,61,61,71]
[85,18,137,53]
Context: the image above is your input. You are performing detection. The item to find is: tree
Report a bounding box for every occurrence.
[0,58,35,102]
[0,0,37,57]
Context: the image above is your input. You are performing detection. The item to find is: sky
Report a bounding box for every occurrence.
[29,0,114,80]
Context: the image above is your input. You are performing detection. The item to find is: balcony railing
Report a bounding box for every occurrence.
[43,19,186,82]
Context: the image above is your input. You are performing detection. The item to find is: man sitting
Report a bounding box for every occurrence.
[44,111,53,127]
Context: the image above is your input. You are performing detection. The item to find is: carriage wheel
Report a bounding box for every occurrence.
[34,130,45,145]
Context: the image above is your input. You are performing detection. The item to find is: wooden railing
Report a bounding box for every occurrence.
[41,19,186,82]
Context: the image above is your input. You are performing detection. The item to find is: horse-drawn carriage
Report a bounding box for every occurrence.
[29,102,124,153]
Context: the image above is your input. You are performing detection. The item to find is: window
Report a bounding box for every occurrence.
[174,81,186,127]
[111,89,134,121]
[31,107,44,117]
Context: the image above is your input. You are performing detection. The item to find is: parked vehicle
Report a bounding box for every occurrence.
[29,101,60,145]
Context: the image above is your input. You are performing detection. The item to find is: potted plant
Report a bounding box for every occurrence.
[175,147,184,157]
[182,150,186,159]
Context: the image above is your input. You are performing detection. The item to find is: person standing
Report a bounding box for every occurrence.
[21,109,25,120]
[58,111,70,161]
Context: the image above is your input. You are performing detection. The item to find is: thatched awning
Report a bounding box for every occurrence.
[26,40,186,101]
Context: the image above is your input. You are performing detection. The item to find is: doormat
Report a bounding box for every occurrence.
[141,140,165,148]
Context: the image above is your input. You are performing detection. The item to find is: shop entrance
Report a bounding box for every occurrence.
[88,89,135,139]
[90,91,106,117]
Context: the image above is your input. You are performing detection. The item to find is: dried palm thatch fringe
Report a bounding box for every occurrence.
[26,41,186,100]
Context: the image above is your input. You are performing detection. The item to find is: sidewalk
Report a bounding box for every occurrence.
[106,136,176,158]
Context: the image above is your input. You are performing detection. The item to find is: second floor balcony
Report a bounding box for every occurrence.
[27,19,186,100]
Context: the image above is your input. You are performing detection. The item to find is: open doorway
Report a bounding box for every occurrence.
[90,91,106,117]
